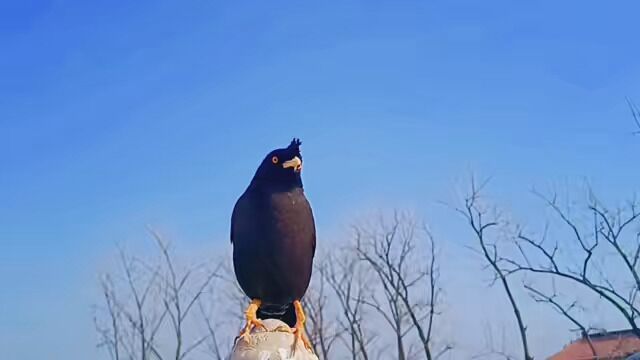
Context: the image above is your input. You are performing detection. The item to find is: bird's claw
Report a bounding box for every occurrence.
[236,299,267,345]
[273,324,313,352]
[236,317,267,344]
[292,325,314,353]
[291,300,314,354]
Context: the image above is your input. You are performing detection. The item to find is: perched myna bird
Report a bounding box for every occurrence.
[231,138,316,352]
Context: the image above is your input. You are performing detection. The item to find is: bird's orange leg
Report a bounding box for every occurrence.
[292,300,314,353]
[237,299,267,343]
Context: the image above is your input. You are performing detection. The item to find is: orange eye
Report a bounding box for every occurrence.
[271,156,279,164]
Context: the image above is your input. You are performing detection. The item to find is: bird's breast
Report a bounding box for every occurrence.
[266,191,312,241]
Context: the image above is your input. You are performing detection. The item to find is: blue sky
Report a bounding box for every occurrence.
[1,0,639,359]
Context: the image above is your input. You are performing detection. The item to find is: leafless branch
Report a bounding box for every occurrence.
[525,283,596,356]
[147,229,222,360]
[198,299,226,360]
[508,190,640,337]
[354,211,451,360]
[304,261,342,360]
[96,231,223,360]
[322,251,374,360]
[457,178,533,360]
[626,97,640,135]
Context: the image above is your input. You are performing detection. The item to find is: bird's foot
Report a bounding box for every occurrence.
[236,299,267,345]
[293,326,313,354]
[291,300,314,354]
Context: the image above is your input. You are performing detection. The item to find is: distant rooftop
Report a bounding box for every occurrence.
[549,329,640,360]
[588,329,639,339]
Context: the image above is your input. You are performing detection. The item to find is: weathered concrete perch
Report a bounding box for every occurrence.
[230,319,318,360]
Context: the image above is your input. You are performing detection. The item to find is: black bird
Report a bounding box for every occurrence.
[231,138,316,351]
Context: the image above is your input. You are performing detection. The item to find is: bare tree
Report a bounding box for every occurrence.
[457,179,533,360]
[503,190,640,338]
[95,246,167,360]
[94,231,223,360]
[198,299,226,360]
[354,211,451,360]
[149,230,222,360]
[322,250,374,360]
[97,213,453,360]
[524,282,597,356]
[471,323,518,360]
[95,275,123,360]
[304,261,342,360]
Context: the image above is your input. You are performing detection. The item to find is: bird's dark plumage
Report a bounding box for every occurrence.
[231,138,316,327]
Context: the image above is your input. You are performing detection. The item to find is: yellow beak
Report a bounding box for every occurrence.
[282,156,302,172]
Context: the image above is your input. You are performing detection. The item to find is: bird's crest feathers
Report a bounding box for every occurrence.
[287,138,302,156]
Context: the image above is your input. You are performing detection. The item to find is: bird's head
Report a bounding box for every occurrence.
[250,138,304,189]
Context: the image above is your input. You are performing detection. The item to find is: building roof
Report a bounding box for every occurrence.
[549,330,640,360]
